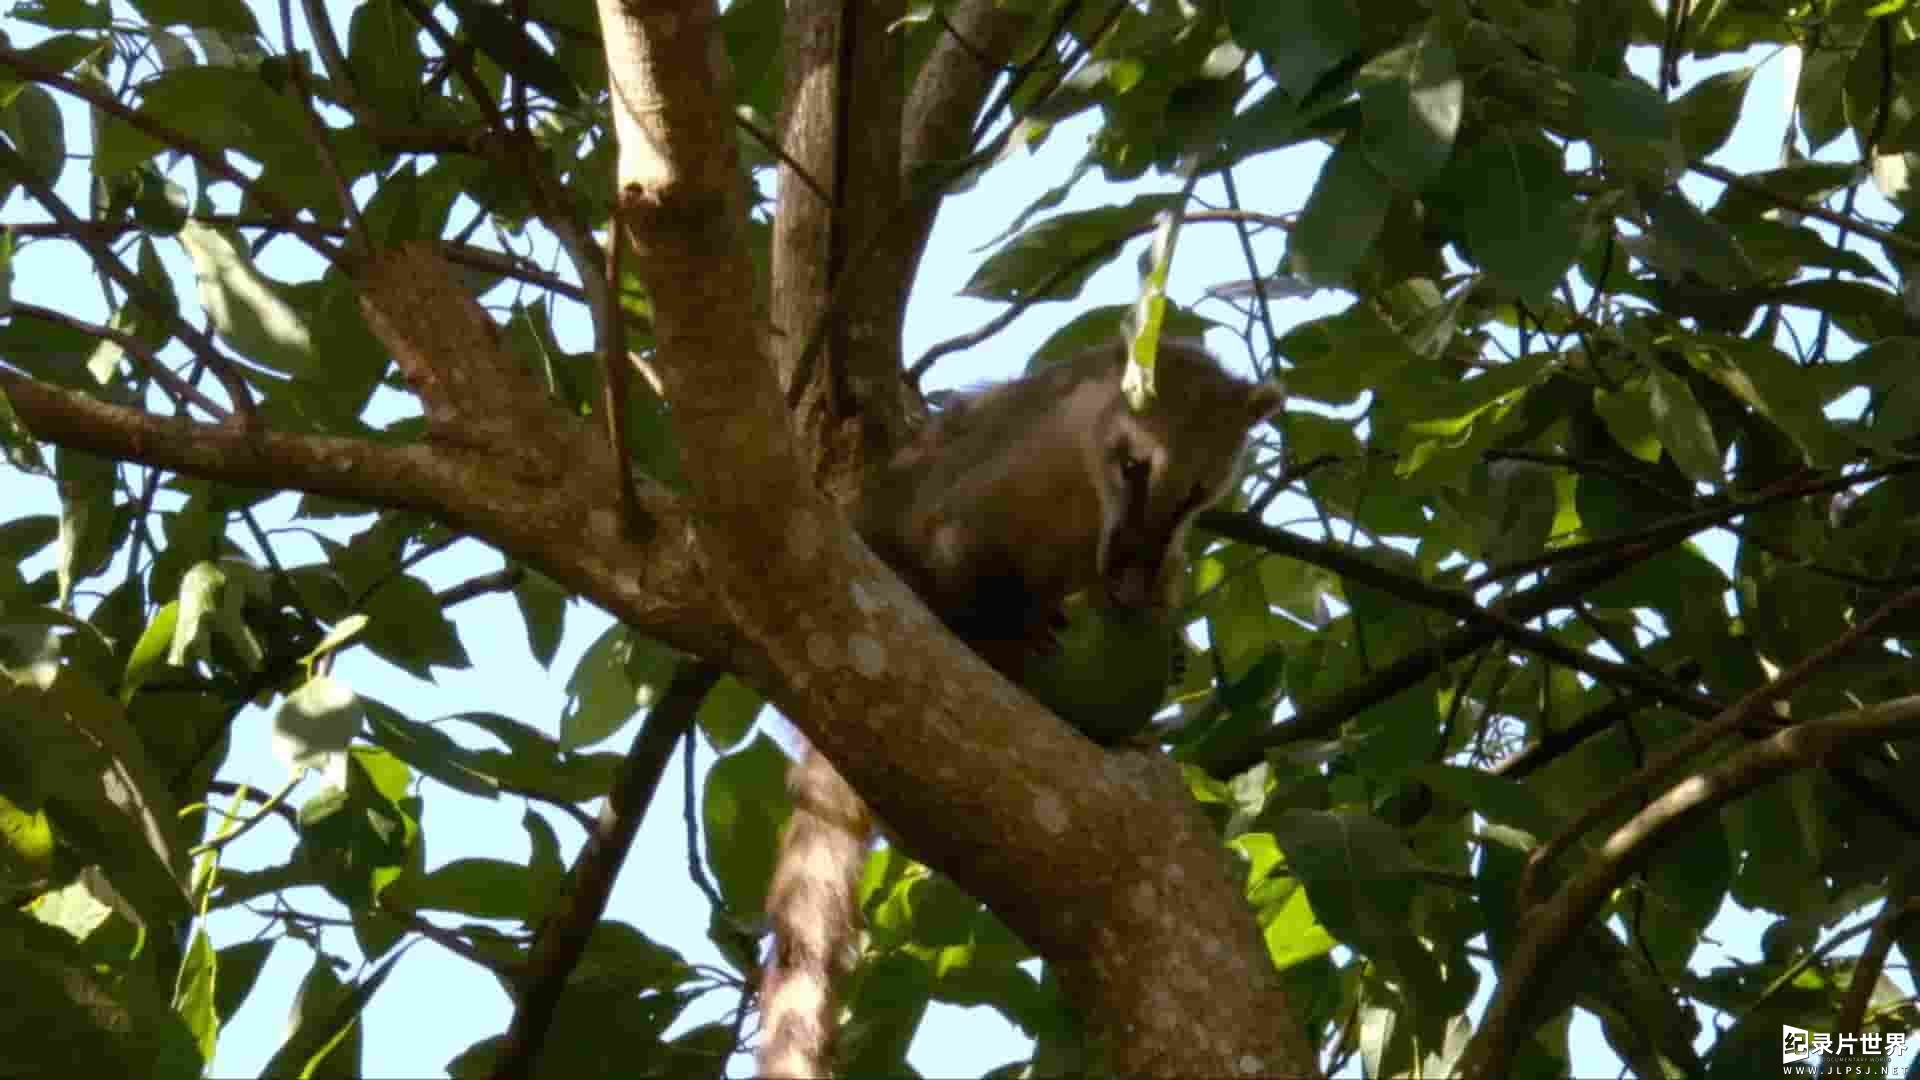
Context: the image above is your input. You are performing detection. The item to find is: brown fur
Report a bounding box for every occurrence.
[756,341,1281,1078]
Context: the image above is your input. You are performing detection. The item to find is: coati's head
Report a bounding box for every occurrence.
[1091,341,1284,611]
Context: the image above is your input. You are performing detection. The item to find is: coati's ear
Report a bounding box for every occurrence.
[1246,380,1285,424]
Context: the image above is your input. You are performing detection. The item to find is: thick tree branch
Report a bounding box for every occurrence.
[592,3,1320,1074]
[0,366,732,666]
[898,0,1032,299]
[770,0,911,494]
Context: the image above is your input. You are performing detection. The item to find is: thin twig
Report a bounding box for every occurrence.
[0,40,314,249]
[489,663,723,1080]
[396,0,508,131]
[681,722,727,913]
[1521,583,1920,907]
[281,0,371,251]
[1692,159,1920,263]
[0,143,259,420]
[435,567,526,607]
[7,302,229,419]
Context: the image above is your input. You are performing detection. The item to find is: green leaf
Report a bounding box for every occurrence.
[120,599,180,704]
[573,921,692,989]
[525,809,563,900]
[447,986,691,1078]
[1234,833,1338,969]
[358,162,459,248]
[438,711,621,804]
[172,925,219,1064]
[1669,66,1755,162]
[1,664,191,927]
[107,67,373,212]
[1571,0,1632,76]
[363,698,500,798]
[1194,543,1272,683]
[838,952,934,1075]
[258,950,397,1080]
[0,790,56,887]
[177,221,317,374]
[1641,186,1756,287]
[962,196,1179,303]
[1647,368,1723,483]
[1277,304,1418,405]
[561,623,661,750]
[1638,814,1730,972]
[445,0,581,107]
[1568,70,1672,141]
[0,84,66,186]
[0,385,49,474]
[10,0,112,30]
[54,446,118,604]
[695,674,763,750]
[1709,161,1857,225]
[1727,219,1883,282]
[511,567,568,668]
[212,939,275,1027]
[1289,143,1391,283]
[390,857,534,921]
[169,560,225,667]
[1356,32,1462,191]
[1592,383,1662,463]
[1448,132,1581,302]
[348,0,427,118]
[1269,810,1453,1015]
[302,614,370,667]
[298,749,417,909]
[359,575,470,680]
[11,33,107,80]
[0,909,203,1079]
[1226,0,1363,100]
[1029,303,1213,370]
[720,0,783,120]
[1479,458,1558,565]
[1407,764,1555,839]
[128,0,260,34]
[700,734,793,915]
[1391,356,1548,489]
[1685,335,1850,467]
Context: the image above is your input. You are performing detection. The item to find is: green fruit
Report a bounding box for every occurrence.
[1016,595,1181,744]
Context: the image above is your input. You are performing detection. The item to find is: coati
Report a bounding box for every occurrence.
[757,339,1283,1078]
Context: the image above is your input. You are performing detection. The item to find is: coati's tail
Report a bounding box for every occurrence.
[759,744,873,1079]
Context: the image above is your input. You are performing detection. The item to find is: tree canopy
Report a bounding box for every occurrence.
[3,1,1920,1078]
